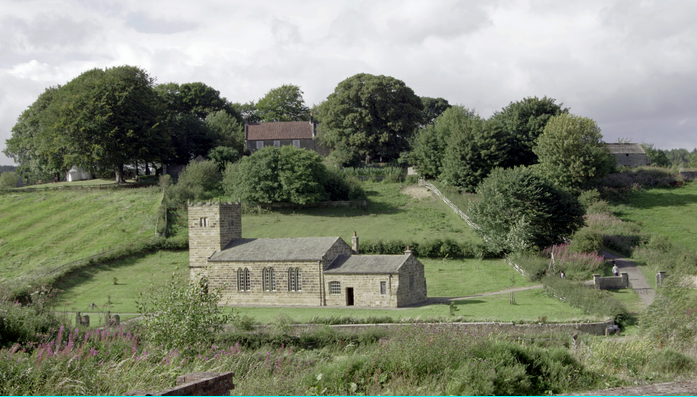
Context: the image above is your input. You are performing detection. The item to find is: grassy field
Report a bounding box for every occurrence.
[15,177,145,189]
[241,181,481,244]
[612,181,697,249]
[54,250,595,324]
[0,187,161,284]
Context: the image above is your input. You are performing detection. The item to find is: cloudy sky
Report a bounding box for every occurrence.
[1,0,695,165]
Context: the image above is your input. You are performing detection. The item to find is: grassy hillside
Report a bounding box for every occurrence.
[242,181,481,244]
[0,187,161,285]
[613,181,697,249]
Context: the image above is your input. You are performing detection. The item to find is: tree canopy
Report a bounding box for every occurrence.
[641,143,671,168]
[255,84,310,122]
[490,96,567,168]
[420,96,451,126]
[468,166,585,254]
[317,73,423,165]
[533,113,615,189]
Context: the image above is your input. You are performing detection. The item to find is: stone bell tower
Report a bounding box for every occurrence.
[188,201,241,280]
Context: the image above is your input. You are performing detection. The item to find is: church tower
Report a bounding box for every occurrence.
[188,201,242,280]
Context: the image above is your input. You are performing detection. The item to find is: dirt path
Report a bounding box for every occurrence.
[601,250,655,306]
[561,379,697,395]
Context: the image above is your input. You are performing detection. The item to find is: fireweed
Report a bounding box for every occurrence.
[543,243,605,280]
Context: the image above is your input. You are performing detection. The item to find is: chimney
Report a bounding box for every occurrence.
[405,245,412,255]
[352,231,359,254]
[310,112,316,138]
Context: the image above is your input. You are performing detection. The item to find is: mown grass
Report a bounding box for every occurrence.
[612,181,697,249]
[0,187,161,285]
[241,181,481,244]
[56,251,594,324]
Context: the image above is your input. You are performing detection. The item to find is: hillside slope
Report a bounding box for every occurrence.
[0,187,161,285]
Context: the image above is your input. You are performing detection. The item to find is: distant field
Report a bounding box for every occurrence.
[612,182,697,249]
[242,181,481,244]
[0,187,161,284]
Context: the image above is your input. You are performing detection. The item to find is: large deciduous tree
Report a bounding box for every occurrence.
[490,96,567,168]
[533,113,615,189]
[468,166,585,254]
[255,84,310,122]
[420,96,451,126]
[317,73,424,165]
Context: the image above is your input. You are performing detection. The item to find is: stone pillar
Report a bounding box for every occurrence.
[352,231,359,254]
[656,271,667,288]
[593,274,601,289]
[621,272,629,288]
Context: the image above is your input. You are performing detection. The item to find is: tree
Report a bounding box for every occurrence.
[0,171,20,189]
[467,166,585,254]
[533,113,615,189]
[255,84,310,122]
[207,146,240,171]
[317,73,424,165]
[438,109,508,191]
[420,96,451,126]
[205,110,244,153]
[223,145,329,204]
[156,82,240,121]
[489,96,567,167]
[166,159,221,203]
[641,143,671,167]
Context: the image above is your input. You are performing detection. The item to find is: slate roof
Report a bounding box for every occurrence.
[246,121,316,140]
[323,255,408,274]
[606,143,646,154]
[209,236,342,262]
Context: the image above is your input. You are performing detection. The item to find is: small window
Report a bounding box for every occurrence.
[227,219,234,227]
[238,268,250,292]
[256,141,264,149]
[293,140,300,148]
[380,281,386,295]
[274,140,281,147]
[288,268,302,292]
[199,217,208,227]
[409,275,414,290]
[329,281,341,295]
[263,267,276,291]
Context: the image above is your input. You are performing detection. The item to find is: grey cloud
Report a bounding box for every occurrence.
[384,1,492,44]
[327,8,378,47]
[125,12,199,34]
[0,14,100,52]
[270,18,302,46]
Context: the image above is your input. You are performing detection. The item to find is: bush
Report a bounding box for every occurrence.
[136,274,230,351]
[647,349,695,374]
[0,286,66,348]
[586,199,612,216]
[578,189,601,208]
[507,251,549,281]
[569,228,603,254]
[360,238,495,259]
[468,166,585,253]
[0,171,20,189]
[166,160,221,203]
[543,243,605,280]
[324,167,366,201]
[543,277,628,323]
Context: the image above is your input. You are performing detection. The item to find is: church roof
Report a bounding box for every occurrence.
[209,236,342,262]
[606,143,646,154]
[323,254,408,274]
[246,121,316,140]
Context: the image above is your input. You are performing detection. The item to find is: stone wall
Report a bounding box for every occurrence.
[126,371,234,396]
[613,153,648,168]
[680,171,697,181]
[210,260,324,306]
[323,273,399,307]
[594,273,629,289]
[188,202,241,280]
[395,255,428,306]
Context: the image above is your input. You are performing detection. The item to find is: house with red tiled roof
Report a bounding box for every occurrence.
[244,117,330,156]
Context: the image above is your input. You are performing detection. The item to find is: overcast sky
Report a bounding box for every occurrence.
[1,0,695,165]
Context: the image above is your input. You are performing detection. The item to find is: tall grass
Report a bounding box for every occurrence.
[542,244,605,280]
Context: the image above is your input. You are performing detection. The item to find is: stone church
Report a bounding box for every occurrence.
[188,201,427,308]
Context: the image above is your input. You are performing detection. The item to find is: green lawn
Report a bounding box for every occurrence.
[0,187,161,284]
[15,177,145,189]
[229,288,595,324]
[56,252,576,324]
[613,182,697,249]
[241,181,481,244]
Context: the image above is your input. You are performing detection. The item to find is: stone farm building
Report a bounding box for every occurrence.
[606,143,649,168]
[188,201,427,307]
[244,117,330,156]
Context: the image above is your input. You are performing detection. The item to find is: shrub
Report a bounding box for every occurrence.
[569,228,603,254]
[578,189,601,208]
[0,171,20,189]
[507,251,549,281]
[0,291,65,348]
[468,166,585,253]
[166,160,221,203]
[324,167,366,201]
[543,243,605,280]
[647,349,695,374]
[586,199,612,216]
[136,274,230,351]
[543,277,628,323]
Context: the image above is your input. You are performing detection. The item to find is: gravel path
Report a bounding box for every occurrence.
[601,250,655,306]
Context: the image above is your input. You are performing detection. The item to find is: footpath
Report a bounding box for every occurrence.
[601,250,655,306]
